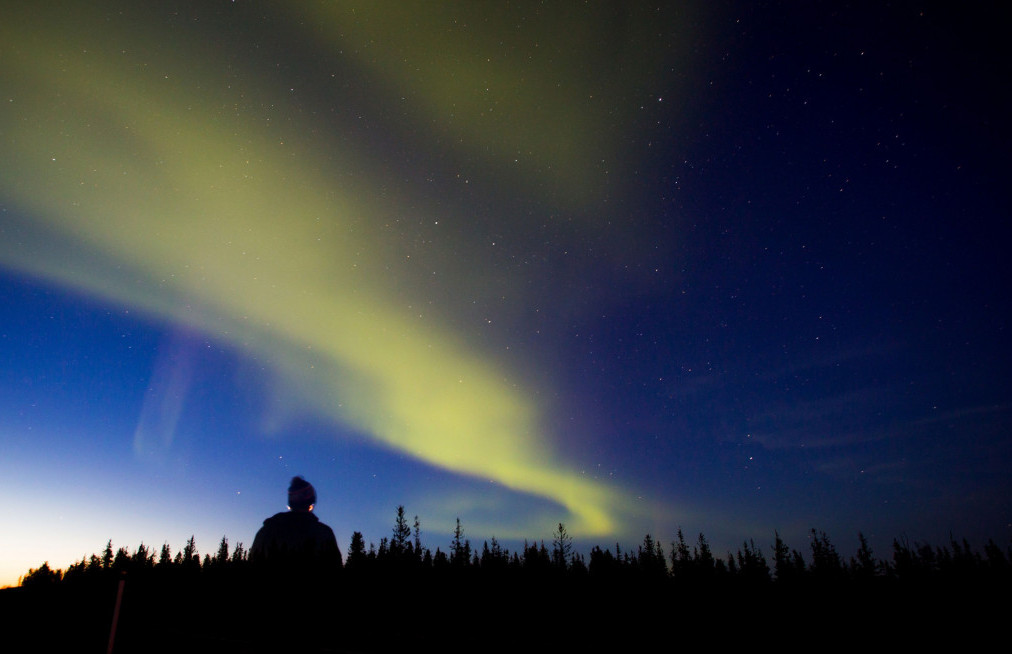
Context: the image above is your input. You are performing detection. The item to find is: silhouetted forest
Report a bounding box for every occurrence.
[6,508,1011,652]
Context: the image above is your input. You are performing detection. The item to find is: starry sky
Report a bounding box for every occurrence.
[1,1,1009,587]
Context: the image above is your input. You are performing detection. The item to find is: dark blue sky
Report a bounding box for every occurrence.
[1,2,1008,586]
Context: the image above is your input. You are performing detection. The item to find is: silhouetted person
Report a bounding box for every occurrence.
[251,476,342,570]
[247,477,342,650]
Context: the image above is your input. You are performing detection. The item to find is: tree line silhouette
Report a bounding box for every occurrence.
[20,509,1012,588]
[9,507,1012,651]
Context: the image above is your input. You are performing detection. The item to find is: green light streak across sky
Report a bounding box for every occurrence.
[0,3,669,536]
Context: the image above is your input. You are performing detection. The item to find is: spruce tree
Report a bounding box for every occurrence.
[451,518,471,567]
[810,529,844,580]
[158,543,172,567]
[552,523,573,570]
[392,506,411,557]
[671,528,691,579]
[694,532,715,578]
[214,536,230,567]
[231,542,247,564]
[182,535,199,570]
[347,531,367,570]
[413,515,422,560]
[773,531,795,583]
[852,532,877,580]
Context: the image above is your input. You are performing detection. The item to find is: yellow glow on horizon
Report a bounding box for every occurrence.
[0,6,637,537]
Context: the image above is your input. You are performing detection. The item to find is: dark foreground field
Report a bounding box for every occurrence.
[3,571,1005,653]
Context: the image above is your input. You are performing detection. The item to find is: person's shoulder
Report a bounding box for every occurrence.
[314,519,338,543]
[255,512,292,537]
[261,511,289,526]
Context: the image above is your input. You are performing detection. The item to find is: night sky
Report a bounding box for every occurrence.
[2,2,1009,587]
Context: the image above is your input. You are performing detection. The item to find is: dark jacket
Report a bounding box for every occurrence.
[250,511,342,568]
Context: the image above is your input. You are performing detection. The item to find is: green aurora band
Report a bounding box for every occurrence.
[1,3,685,537]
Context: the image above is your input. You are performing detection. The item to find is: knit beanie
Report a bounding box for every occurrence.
[288,476,317,510]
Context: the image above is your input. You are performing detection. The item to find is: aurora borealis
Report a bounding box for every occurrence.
[2,2,1009,587]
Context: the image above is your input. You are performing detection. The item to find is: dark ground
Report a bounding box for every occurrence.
[2,572,1006,652]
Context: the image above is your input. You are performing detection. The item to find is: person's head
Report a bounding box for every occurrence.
[287,476,317,512]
